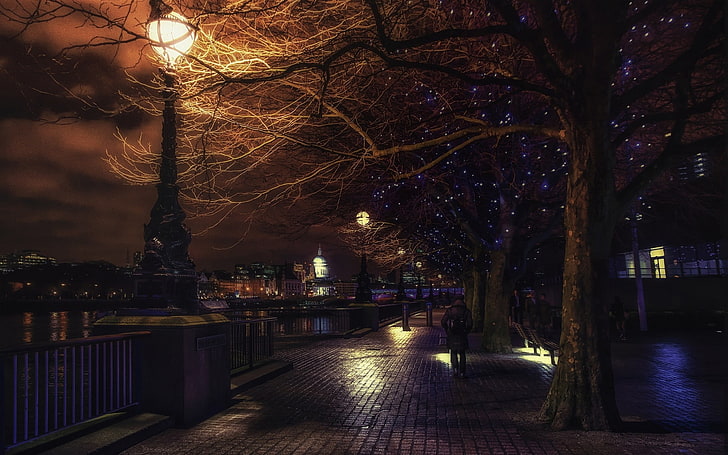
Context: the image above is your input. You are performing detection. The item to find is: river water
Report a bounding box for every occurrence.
[0,310,103,348]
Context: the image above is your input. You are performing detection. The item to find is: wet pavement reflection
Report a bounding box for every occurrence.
[121,310,726,455]
[613,331,727,433]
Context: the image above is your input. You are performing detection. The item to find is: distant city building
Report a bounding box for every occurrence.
[611,241,726,278]
[312,245,330,279]
[333,280,357,298]
[1,247,352,301]
[133,251,144,268]
[0,250,57,272]
[309,246,335,296]
[198,261,311,299]
[277,263,306,297]
[1,259,133,300]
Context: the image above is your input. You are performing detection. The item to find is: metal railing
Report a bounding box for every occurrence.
[229,318,276,373]
[268,308,355,335]
[225,303,427,337]
[0,331,149,452]
[378,302,425,322]
[225,308,358,336]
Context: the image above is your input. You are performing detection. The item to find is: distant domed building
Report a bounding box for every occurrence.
[312,245,330,279]
[309,245,334,296]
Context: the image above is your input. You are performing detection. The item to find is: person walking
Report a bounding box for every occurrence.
[509,289,523,324]
[610,296,628,341]
[524,292,537,328]
[535,293,553,337]
[441,295,473,378]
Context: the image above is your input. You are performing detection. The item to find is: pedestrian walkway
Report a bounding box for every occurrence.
[121,309,727,455]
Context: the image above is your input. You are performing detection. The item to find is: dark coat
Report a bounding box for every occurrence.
[441,301,473,350]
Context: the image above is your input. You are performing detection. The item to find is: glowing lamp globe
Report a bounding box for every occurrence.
[356,211,370,227]
[147,11,196,66]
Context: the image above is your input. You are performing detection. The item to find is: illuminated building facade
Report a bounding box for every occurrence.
[0,250,57,272]
[197,262,308,299]
[612,242,726,279]
[309,246,335,296]
[312,245,330,279]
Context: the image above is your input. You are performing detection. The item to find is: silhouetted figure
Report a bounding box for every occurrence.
[441,296,473,378]
[611,297,628,341]
[535,293,552,336]
[509,289,523,324]
[524,292,536,328]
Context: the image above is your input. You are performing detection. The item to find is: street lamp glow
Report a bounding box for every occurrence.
[356,211,370,227]
[147,11,196,66]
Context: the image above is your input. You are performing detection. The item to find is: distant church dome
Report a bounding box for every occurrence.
[313,245,329,279]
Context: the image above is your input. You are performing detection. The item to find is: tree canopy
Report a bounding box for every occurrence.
[1,0,724,431]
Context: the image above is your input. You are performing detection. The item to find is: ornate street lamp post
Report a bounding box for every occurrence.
[96,6,231,426]
[415,261,423,300]
[134,5,199,313]
[354,211,372,303]
[396,248,407,301]
[396,265,407,301]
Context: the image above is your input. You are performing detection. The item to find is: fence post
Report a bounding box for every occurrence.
[1,355,5,455]
[402,302,410,331]
[248,323,255,370]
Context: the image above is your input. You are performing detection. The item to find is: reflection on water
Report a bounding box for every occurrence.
[1,310,100,347]
[82,311,94,338]
[49,311,69,342]
[22,312,33,344]
[274,314,350,335]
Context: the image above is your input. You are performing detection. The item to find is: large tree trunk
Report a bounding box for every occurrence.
[538,3,626,430]
[482,248,513,353]
[539,124,622,430]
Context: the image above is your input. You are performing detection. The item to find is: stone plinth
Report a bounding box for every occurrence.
[94,312,230,427]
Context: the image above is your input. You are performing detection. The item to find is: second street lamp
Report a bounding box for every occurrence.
[134,6,199,313]
[355,211,372,303]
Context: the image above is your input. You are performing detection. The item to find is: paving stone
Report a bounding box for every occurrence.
[121,310,727,455]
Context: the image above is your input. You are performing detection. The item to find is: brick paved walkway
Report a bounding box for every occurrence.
[121,310,727,455]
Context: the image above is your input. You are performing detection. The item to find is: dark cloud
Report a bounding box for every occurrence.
[1,41,122,117]
[0,104,357,276]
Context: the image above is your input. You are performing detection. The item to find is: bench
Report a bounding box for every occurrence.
[511,321,560,365]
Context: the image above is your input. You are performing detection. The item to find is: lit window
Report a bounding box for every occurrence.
[650,247,666,279]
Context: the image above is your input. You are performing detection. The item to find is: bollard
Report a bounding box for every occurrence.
[402,301,411,331]
[426,301,433,327]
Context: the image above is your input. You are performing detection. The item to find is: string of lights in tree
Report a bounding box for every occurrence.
[362,81,569,280]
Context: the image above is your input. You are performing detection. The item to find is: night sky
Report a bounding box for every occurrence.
[0,7,358,277]
[1,2,721,280]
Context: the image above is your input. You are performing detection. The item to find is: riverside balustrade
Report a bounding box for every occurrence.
[0,331,149,453]
[229,317,276,372]
[1,302,428,452]
[224,302,426,336]
[378,302,425,323]
[225,307,358,336]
